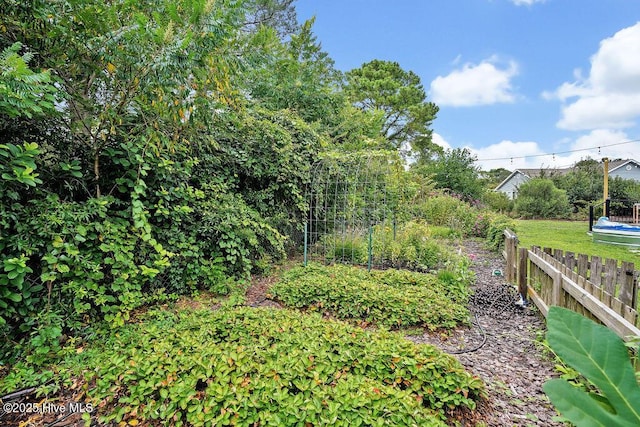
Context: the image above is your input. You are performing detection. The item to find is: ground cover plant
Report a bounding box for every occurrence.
[26,306,485,426]
[270,263,471,329]
[514,219,640,265]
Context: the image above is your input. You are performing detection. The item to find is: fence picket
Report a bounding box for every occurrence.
[591,256,603,288]
[604,258,617,297]
[502,229,639,341]
[619,261,635,307]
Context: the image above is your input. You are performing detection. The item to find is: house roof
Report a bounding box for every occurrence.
[493,159,639,192]
[494,167,571,191]
[609,159,640,173]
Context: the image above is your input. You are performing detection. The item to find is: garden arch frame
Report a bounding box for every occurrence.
[303,151,405,270]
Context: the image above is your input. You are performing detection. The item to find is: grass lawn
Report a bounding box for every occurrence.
[513,219,640,266]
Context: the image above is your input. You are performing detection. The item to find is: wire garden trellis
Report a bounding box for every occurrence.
[303,151,411,270]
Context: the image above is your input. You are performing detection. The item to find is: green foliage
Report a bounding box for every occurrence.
[270,263,470,329]
[485,215,517,251]
[371,221,457,270]
[0,142,42,198]
[69,307,484,425]
[0,256,39,328]
[481,190,513,213]
[326,234,368,265]
[553,158,603,211]
[0,42,59,118]
[413,193,485,236]
[0,195,169,350]
[414,194,470,228]
[515,178,571,219]
[344,59,439,159]
[543,307,640,427]
[416,148,486,201]
[243,18,342,126]
[610,176,640,204]
[319,220,463,271]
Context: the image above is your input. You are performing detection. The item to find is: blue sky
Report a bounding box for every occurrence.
[295,0,640,171]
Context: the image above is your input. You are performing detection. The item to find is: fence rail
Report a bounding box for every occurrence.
[503,229,640,341]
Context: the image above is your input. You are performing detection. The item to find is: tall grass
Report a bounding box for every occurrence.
[514,219,640,265]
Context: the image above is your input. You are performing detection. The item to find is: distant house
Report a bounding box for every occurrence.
[494,159,640,200]
[608,159,640,181]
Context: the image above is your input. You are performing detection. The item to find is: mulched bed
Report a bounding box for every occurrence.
[406,239,562,427]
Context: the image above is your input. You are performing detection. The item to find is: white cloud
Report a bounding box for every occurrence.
[466,129,639,171]
[430,57,519,107]
[547,22,640,131]
[467,140,544,170]
[568,129,639,162]
[510,0,546,6]
[431,132,452,151]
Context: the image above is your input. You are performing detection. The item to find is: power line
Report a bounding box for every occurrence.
[476,138,640,162]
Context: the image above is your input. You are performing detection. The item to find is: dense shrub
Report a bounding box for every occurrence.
[482,190,513,213]
[414,194,470,229]
[413,193,513,242]
[515,178,571,219]
[270,263,470,329]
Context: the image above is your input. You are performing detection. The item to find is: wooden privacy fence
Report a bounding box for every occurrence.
[502,229,640,341]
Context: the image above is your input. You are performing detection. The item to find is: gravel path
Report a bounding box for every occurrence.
[406,240,562,427]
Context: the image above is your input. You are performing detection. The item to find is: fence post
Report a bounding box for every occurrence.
[506,236,515,283]
[619,262,636,308]
[518,247,528,302]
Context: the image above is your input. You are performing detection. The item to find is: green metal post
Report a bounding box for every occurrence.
[367,225,373,271]
[303,222,308,267]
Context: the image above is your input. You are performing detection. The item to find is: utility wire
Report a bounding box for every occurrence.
[476,138,640,162]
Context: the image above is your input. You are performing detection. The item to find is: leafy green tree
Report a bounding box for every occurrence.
[609,177,640,203]
[515,178,571,219]
[344,60,439,158]
[242,0,299,37]
[243,18,342,125]
[415,148,485,201]
[481,168,512,189]
[553,158,603,209]
[242,17,385,152]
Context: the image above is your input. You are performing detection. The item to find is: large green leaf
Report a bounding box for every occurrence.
[543,306,640,426]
